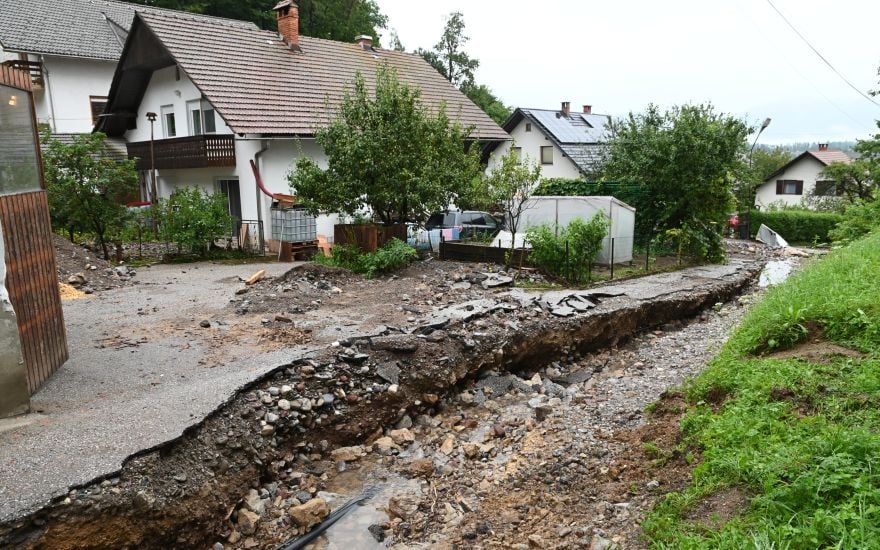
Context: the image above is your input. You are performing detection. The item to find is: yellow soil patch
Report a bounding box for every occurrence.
[58,283,85,300]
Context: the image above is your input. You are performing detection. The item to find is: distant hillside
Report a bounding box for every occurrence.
[759,141,857,154]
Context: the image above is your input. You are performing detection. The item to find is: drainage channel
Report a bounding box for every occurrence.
[0,260,766,550]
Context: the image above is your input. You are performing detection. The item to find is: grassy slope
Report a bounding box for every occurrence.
[644,233,880,549]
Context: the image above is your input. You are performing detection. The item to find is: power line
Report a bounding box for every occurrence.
[765,0,880,109]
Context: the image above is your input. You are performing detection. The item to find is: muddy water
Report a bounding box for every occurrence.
[305,470,422,549]
[758,259,794,287]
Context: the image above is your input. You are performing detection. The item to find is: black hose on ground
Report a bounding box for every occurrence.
[276,486,379,550]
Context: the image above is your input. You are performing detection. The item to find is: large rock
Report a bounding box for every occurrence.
[331,445,365,462]
[289,498,330,529]
[387,494,420,520]
[388,428,415,446]
[237,509,260,536]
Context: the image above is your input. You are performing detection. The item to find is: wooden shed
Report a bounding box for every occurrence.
[0,63,68,417]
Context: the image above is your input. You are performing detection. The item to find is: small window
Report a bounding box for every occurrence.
[541,146,553,165]
[161,105,176,138]
[510,147,522,163]
[89,96,107,126]
[815,180,841,197]
[776,179,803,195]
[525,123,532,132]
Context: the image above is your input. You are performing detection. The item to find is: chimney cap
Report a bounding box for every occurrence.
[355,34,373,42]
[273,0,292,10]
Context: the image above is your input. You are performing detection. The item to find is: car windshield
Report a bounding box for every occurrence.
[426,213,458,229]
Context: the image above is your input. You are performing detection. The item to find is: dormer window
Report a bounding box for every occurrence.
[187,99,217,135]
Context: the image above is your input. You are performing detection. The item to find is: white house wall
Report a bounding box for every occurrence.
[487,118,582,180]
[755,155,827,210]
[126,65,233,143]
[37,55,116,133]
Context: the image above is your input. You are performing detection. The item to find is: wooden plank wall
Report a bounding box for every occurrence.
[0,192,68,393]
[0,63,33,92]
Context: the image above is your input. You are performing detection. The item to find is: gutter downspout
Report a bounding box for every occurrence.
[253,140,270,242]
[40,55,57,133]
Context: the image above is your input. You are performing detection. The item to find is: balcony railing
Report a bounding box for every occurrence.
[127,134,236,171]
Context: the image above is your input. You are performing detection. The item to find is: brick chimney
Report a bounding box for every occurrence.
[274,0,300,50]
[583,105,592,114]
[561,101,571,115]
[355,35,373,50]
[818,143,829,151]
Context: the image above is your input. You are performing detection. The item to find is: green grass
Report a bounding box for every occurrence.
[644,232,880,549]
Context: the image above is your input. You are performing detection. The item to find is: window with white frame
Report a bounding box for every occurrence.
[160,105,176,138]
[540,146,553,165]
[187,99,217,135]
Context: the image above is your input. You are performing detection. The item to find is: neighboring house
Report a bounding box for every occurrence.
[755,144,852,210]
[0,0,254,134]
[487,103,611,179]
[97,2,508,241]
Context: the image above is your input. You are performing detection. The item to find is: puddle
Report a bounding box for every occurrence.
[302,466,423,550]
[758,260,793,288]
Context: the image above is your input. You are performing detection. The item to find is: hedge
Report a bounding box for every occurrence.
[749,210,844,244]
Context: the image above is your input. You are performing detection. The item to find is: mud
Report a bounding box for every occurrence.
[0,259,761,549]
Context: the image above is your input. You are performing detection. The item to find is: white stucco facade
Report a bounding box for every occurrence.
[486,117,582,180]
[754,155,832,210]
[126,66,339,240]
[2,52,118,133]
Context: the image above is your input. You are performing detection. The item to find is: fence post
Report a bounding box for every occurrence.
[645,235,650,272]
[565,240,570,283]
[610,237,615,280]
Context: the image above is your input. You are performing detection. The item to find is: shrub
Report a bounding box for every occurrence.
[155,188,233,256]
[657,220,725,264]
[319,238,417,278]
[750,209,844,244]
[526,213,609,284]
[533,178,593,197]
[828,198,880,245]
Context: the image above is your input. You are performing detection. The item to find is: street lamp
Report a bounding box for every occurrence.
[146,112,158,205]
[744,117,771,238]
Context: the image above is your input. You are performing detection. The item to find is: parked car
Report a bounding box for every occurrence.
[425,210,501,238]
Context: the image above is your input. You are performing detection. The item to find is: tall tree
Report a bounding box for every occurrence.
[417,12,511,124]
[418,12,478,88]
[122,0,387,40]
[288,65,484,225]
[486,144,541,262]
[602,103,749,259]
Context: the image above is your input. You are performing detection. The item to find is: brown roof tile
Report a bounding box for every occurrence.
[809,150,851,165]
[137,12,508,140]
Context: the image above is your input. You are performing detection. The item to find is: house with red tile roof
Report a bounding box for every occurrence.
[754,144,852,210]
[97,2,509,244]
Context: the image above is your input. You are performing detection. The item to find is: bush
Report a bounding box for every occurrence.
[828,198,880,245]
[533,178,593,196]
[155,188,233,256]
[526,214,609,284]
[657,220,725,264]
[750,209,844,244]
[319,238,417,278]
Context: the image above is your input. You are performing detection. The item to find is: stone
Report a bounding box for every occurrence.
[260,425,275,437]
[275,314,292,323]
[331,446,365,462]
[277,399,291,411]
[534,405,553,422]
[590,535,612,550]
[425,330,447,343]
[237,509,260,536]
[375,363,401,385]
[373,436,396,454]
[463,443,480,459]
[459,391,475,405]
[387,384,399,394]
[439,436,455,455]
[528,534,546,548]
[551,306,574,317]
[199,320,211,328]
[265,412,279,424]
[395,415,413,429]
[244,489,266,516]
[289,498,330,529]
[368,524,386,542]
[387,494,420,520]
[389,428,415,446]
[409,458,435,477]
[371,334,421,353]
[68,273,87,286]
[227,531,241,544]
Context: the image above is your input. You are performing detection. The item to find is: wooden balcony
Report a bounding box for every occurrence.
[2,60,43,86]
[127,134,236,171]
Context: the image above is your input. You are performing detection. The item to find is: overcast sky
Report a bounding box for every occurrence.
[377,0,880,145]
